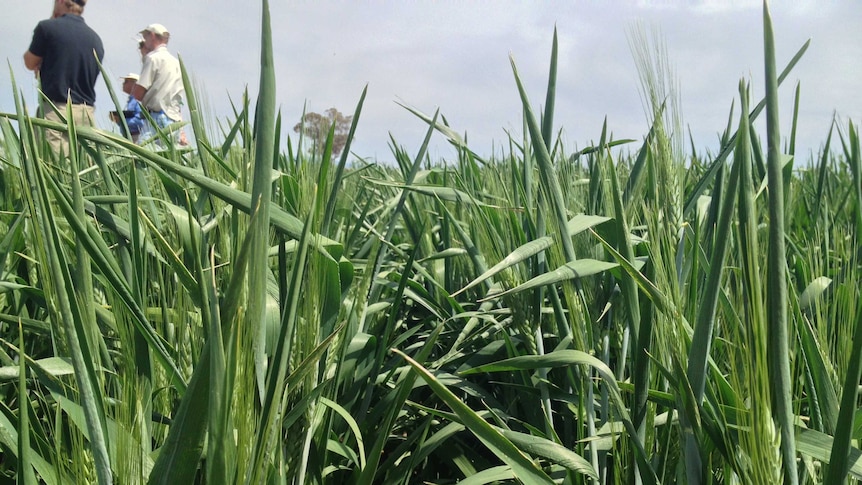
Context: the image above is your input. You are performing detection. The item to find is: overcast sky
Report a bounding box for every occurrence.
[2,1,860,164]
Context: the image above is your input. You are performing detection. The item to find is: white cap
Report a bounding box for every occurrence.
[120,73,139,81]
[140,23,169,36]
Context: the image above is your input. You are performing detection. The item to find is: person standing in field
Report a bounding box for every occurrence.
[110,73,144,143]
[133,23,187,146]
[23,0,104,157]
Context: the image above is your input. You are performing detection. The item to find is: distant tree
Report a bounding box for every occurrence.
[293,107,353,158]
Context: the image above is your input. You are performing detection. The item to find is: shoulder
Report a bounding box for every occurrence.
[34,17,59,34]
[151,47,178,64]
[46,15,77,29]
[34,15,84,35]
[29,18,56,52]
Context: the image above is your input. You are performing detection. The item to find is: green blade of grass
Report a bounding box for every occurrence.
[249,0,278,406]
[43,173,186,391]
[180,56,211,162]
[592,229,678,318]
[17,98,113,485]
[453,236,554,297]
[248,143,320,485]
[795,282,839,436]
[763,3,796,483]
[622,112,660,204]
[799,428,862,480]
[566,214,612,237]
[3,117,343,254]
[455,466,515,485]
[0,403,62,484]
[147,342,210,485]
[687,89,742,405]
[198,238,232,483]
[812,122,835,223]
[500,429,597,479]
[682,38,810,218]
[17,322,38,485]
[460,349,659,484]
[247,204,311,483]
[396,103,485,163]
[510,54,576,263]
[322,85,367,236]
[355,318,444,484]
[735,78,782,484]
[605,145,651,480]
[393,349,556,485]
[680,82,743,484]
[825,123,862,483]
[480,259,618,301]
[788,81,800,157]
[541,27,558,151]
[319,397,366,470]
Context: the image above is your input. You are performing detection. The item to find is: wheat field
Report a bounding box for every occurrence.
[0,1,860,484]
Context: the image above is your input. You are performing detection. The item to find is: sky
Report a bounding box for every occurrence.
[1,1,861,164]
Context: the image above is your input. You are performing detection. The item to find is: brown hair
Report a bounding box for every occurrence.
[64,0,86,14]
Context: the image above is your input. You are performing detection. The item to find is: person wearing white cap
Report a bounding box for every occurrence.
[132,23,186,145]
[110,73,144,142]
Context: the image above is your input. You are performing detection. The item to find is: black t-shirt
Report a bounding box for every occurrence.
[28,14,104,105]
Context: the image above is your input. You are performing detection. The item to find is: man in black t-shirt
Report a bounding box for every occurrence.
[24,0,104,157]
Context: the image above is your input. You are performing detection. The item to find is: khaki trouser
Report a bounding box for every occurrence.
[40,101,96,157]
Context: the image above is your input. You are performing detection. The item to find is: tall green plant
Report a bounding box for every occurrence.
[762,3,797,483]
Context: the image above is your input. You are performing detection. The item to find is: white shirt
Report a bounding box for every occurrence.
[138,45,184,121]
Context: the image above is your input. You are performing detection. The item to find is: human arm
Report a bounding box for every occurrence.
[134,55,155,103]
[23,51,42,71]
[131,84,148,102]
[25,21,47,72]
